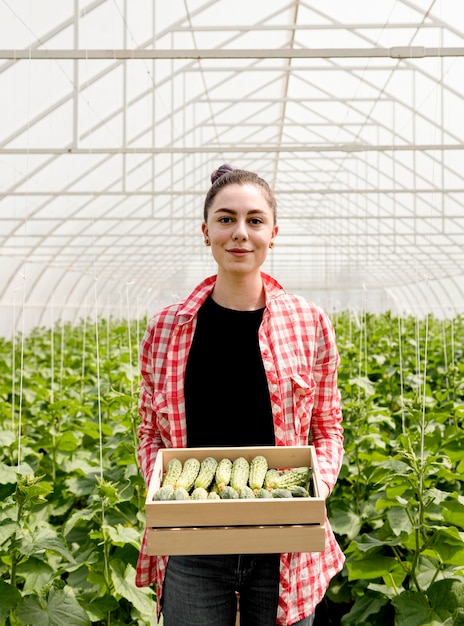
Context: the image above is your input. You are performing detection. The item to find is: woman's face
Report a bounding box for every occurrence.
[202,183,278,277]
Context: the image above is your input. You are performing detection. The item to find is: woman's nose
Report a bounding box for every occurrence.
[232,221,248,240]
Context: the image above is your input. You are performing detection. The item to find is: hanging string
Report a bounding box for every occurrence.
[16,277,26,469]
[397,315,406,434]
[93,277,104,483]
[126,281,136,398]
[11,288,18,431]
[80,314,87,403]
[418,312,430,512]
[14,12,32,466]
[50,300,55,405]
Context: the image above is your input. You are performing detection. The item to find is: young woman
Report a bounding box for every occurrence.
[135,164,344,626]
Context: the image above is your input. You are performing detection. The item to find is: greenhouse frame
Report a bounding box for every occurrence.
[1,3,463,626]
[1,0,464,336]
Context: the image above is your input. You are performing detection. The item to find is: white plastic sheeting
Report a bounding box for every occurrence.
[1,0,464,337]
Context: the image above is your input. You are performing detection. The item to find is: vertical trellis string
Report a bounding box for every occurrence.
[126,282,135,397]
[50,301,55,405]
[93,278,104,483]
[59,320,66,399]
[11,288,18,431]
[126,282,139,456]
[419,312,430,517]
[15,279,27,469]
[80,315,87,403]
[397,315,406,434]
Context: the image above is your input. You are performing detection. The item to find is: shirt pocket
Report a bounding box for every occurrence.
[154,389,186,448]
[281,372,316,440]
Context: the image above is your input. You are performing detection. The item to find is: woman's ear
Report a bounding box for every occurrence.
[202,223,210,246]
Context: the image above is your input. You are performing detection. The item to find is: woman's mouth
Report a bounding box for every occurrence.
[227,248,251,256]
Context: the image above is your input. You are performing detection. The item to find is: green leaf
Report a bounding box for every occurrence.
[428,527,464,566]
[427,579,464,620]
[340,592,389,625]
[105,523,141,549]
[391,590,442,626]
[328,500,362,538]
[387,506,413,536]
[0,580,22,624]
[55,431,80,452]
[62,507,95,536]
[0,462,35,485]
[15,527,76,563]
[0,428,16,447]
[110,559,155,617]
[415,556,448,590]
[441,497,464,530]
[349,533,406,553]
[16,557,55,594]
[347,555,398,581]
[80,593,119,622]
[0,518,17,546]
[65,473,99,497]
[348,376,376,396]
[16,586,90,626]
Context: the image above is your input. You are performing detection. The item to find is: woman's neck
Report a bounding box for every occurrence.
[211,272,265,311]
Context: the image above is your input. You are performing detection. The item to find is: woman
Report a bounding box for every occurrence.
[135,164,344,626]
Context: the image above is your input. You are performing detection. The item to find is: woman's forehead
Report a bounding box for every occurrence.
[211,183,271,208]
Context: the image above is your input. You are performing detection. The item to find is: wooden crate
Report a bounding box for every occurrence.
[145,446,326,555]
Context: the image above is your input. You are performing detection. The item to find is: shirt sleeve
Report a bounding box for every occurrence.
[137,317,164,486]
[310,309,344,492]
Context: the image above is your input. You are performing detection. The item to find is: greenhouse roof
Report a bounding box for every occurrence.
[1,0,464,336]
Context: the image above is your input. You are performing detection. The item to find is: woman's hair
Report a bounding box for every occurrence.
[203,163,277,223]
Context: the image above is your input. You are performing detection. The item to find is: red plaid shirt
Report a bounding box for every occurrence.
[135,273,344,625]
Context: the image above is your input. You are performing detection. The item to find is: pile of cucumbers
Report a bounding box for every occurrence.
[153,454,312,501]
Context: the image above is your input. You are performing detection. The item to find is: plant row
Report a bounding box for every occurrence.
[0,312,463,625]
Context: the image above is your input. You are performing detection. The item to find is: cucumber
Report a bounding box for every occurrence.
[255,488,273,499]
[219,485,239,499]
[248,455,268,490]
[172,487,190,500]
[276,467,311,489]
[176,457,201,492]
[230,457,250,492]
[264,469,280,490]
[238,485,255,499]
[215,458,233,489]
[162,458,183,487]
[289,485,310,498]
[153,485,174,500]
[272,488,293,499]
[191,487,209,500]
[194,457,218,490]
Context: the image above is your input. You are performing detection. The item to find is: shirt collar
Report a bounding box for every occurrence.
[176,272,286,322]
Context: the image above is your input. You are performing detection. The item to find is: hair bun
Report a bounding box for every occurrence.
[211,163,236,184]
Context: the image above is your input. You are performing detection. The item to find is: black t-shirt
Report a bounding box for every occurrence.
[184,295,275,447]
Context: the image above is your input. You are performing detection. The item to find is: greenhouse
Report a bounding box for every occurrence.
[1,1,463,625]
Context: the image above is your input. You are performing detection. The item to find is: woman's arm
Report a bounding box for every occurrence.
[137,319,165,486]
[309,309,344,495]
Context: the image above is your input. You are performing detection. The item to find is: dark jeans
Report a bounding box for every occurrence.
[162,554,315,626]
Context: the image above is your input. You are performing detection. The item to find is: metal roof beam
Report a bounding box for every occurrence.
[1,46,464,60]
[0,143,462,154]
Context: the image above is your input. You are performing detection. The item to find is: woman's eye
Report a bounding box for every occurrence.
[250,218,263,225]
[218,216,233,223]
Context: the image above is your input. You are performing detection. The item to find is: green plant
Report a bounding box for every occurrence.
[1,312,463,625]
[325,312,464,625]
[0,318,156,626]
